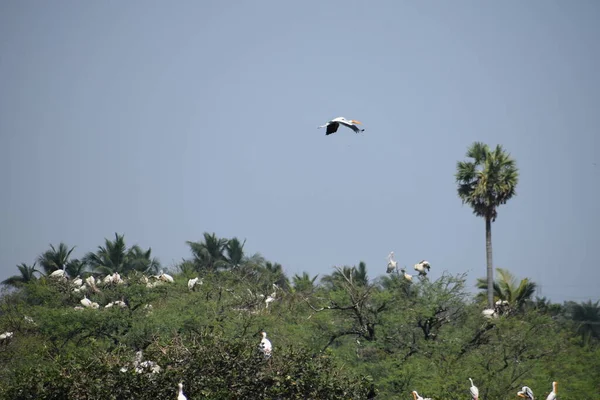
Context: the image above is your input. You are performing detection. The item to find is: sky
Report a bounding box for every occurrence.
[1,0,599,304]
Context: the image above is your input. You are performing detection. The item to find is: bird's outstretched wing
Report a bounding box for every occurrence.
[325,122,339,135]
[339,120,365,134]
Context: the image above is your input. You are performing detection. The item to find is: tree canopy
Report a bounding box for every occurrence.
[0,232,598,399]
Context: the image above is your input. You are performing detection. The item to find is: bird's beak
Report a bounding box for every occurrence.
[411,392,417,400]
[350,120,362,125]
[517,393,526,398]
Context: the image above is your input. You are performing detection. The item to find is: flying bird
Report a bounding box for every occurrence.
[318,117,364,135]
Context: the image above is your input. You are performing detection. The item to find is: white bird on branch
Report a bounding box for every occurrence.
[386,251,397,274]
[258,331,272,359]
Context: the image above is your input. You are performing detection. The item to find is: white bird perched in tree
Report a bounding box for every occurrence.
[133,350,161,374]
[469,378,479,400]
[517,386,535,399]
[411,390,432,400]
[49,264,67,279]
[265,292,277,308]
[400,267,413,282]
[482,308,497,319]
[158,270,174,283]
[0,331,14,344]
[545,381,557,400]
[80,296,92,308]
[258,331,272,359]
[414,260,431,276]
[318,117,365,135]
[188,277,201,291]
[177,382,187,400]
[386,252,397,274]
[72,275,83,287]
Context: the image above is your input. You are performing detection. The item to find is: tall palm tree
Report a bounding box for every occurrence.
[456,142,519,308]
[569,300,600,346]
[263,261,290,289]
[36,243,76,276]
[476,267,536,310]
[186,232,228,272]
[1,262,40,287]
[83,233,160,275]
[321,262,369,289]
[128,246,161,274]
[292,272,319,293]
[225,237,246,268]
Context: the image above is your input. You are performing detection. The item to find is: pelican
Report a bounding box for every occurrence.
[0,331,14,343]
[400,267,413,282]
[411,391,432,400]
[469,378,479,400]
[72,275,83,287]
[177,382,187,400]
[386,251,397,274]
[80,296,92,308]
[517,386,534,399]
[259,331,272,359]
[414,260,431,276]
[318,117,364,135]
[545,381,557,400]
[158,270,174,283]
[188,277,201,291]
[265,292,277,308]
[49,264,67,279]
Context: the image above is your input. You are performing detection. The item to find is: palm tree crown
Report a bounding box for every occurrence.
[456,142,519,222]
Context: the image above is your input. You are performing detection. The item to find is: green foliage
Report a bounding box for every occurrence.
[1,233,598,399]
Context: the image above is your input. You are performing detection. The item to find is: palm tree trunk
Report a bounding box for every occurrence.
[485,217,494,309]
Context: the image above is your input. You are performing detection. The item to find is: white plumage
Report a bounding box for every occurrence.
[414,260,431,276]
[386,252,397,274]
[259,331,272,359]
[469,378,479,400]
[517,386,535,399]
[318,117,365,135]
[545,381,557,400]
[412,390,432,400]
[177,382,187,400]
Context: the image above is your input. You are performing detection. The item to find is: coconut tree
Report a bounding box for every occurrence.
[36,243,76,276]
[292,272,319,294]
[476,267,536,311]
[456,142,519,308]
[1,262,40,287]
[569,300,600,346]
[321,261,369,289]
[83,233,160,275]
[186,232,229,272]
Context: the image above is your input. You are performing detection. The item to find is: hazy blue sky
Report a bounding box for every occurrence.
[1,1,598,303]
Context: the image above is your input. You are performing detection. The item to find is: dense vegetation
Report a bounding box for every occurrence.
[1,143,598,399]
